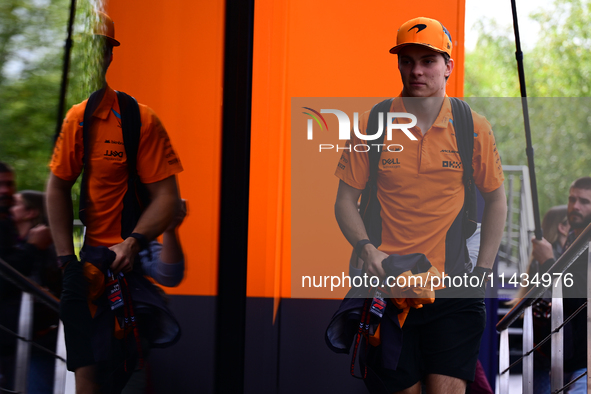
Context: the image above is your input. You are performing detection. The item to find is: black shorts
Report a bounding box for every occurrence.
[60,257,140,392]
[364,286,486,393]
[60,257,135,368]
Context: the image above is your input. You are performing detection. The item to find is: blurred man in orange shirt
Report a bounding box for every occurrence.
[46,12,182,394]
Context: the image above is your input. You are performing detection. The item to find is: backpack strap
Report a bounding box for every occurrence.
[116,91,150,240]
[358,97,477,244]
[79,89,149,239]
[448,97,477,238]
[358,98,393,248]
[366,99,394,189]
[79,88,107,225]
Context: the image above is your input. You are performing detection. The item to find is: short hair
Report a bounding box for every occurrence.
[0,161,14,174]
[570,176,591,191]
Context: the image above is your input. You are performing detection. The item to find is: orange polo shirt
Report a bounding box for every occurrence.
[50,85,183,247]
[335,97,504,274]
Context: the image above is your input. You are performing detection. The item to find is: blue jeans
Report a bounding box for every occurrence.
[565,368,587,394]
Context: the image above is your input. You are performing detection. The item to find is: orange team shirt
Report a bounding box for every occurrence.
[335,97,504,274]
[50,85,183,247]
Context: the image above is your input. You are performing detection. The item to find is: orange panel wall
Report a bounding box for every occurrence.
[106,0,225,296]
[249,0,466,299]
[104,0,466,299]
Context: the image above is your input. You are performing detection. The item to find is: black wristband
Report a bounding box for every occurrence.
[355,239,372,258]
[472,266,493,282]
[58,254,78,268]
[128,232,149,250]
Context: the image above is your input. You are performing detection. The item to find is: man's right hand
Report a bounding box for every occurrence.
[359,243,388,278]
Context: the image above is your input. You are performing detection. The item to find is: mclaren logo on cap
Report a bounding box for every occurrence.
[408,24,427,33]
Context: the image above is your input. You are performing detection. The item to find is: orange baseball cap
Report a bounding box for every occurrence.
[389,17,452,56]
[94,11,120,47]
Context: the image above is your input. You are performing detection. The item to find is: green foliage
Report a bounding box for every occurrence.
[2,0,590,224]
[69,2,108,103]
[464,20,521,98]
[0,0,68,190]
[0,0,103,213]
[530,0,591,96]
[465,0,591,216]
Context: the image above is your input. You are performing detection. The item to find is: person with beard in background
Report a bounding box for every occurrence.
[532,176,591,394]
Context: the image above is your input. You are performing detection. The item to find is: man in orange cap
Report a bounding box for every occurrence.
[46,10,183,393]
[335,17,507,393]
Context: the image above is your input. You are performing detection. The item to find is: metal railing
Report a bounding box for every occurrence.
[497,222,591,394]
[500,165,536,277]
[0,257,70,394]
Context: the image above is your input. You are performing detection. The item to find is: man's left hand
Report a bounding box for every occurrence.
[109,237,140,274]
[532,237,554,265]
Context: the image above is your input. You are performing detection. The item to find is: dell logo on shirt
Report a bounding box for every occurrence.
[104,150,124,158]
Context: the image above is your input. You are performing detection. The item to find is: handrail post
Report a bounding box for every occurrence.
[500,329,510,394]
[523,305,534,394]
[505,175,514,258]
[53,321,68,394]
[497,222,591,394]
[14,292,33,393]
[551,276,564,392]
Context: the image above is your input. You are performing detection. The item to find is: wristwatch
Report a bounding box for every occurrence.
[355,239,372,258]
[128,232,149,250]
[58,254,78,269]
[472,266,493,282]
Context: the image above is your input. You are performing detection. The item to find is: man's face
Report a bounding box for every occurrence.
[567,187,591,230]
[0,172,15,212]
[397,45,453,98]
[93,37,113,76]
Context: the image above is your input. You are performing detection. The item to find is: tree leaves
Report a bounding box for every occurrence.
[465,0,591,216]
[0,0,98,199]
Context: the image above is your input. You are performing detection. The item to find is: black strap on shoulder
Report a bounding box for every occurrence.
[79,88,107,225]
[79,89,148,238]
[357,97,477,245]
[366,99,394,188]
[116,91,150,239]
[449,97,477,238]
[357,98,393,248]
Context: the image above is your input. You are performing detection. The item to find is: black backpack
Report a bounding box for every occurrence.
[79,89,150,239]
[358,97,477,251]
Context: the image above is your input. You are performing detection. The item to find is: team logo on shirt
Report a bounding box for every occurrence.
[442,160,462,169]
[104,150,124,161]
[382,158,401,169]
[104,139,124,145]
[382,158,400,165]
